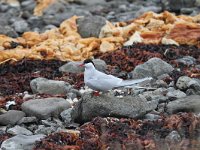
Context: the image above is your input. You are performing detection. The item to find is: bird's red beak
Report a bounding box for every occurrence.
[79,63,84,67]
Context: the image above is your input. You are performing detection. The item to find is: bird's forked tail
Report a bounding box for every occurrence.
[116,77,153,87]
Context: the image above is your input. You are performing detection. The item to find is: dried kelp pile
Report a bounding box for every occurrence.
[1,11,200,64]
[34,113,200,150]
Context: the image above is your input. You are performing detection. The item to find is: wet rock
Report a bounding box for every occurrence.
[0,126,7,134]
[187,79,200,95]
[44,24,57,31]
[77,0,106,5]
[144,113,161,121]
[71,93,158,123]
[42,15,61,26]
[186,88,197,95]
[27,16,45,29]
[165,130,181,143]
[151,95,168,103]
[166,95,200,114]
[168,0,196,12]
[196,0,200,6]
[175,56,196,66]
[60,108,73,124]
[17,117,38,125]
[140,88,168,103]
[1,134,45,150]
[59,61,83,73]
[115,11,139,22]
[12,19,29,33]
[41,118,62,127]
[176,76,192,90]
[43,1,66,15]
[181,8,194,14]
[59,59,107,73]
[4,0,20,7]
[21,97,71,119]
[166,89,186,99]
[7,125,33,136]
[21,0,36,11]
[0,14,9,26]
[0,26,18,38]
[92,59,107,72]
[131,57,174,78]
[0,3,9,12]
[155,79,168,88]
[77,16,106,38]
[135,6,162,18]
[34,125,57,135]
[0,110,25,126]
[43,9,91,26]
[30,77,72,95]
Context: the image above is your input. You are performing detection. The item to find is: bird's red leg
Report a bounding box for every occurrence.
[93,91,100,96]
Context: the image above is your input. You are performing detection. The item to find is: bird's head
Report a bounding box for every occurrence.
[79,59,95,69]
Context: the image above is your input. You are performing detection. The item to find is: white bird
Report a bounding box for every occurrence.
[79,59,152,92]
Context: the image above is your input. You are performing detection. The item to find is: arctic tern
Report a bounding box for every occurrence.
[79,59,152,92]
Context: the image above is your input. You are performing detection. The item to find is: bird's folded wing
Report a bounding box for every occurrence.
[86,77,122,91]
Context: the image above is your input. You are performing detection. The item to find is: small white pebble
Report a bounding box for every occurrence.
[72,98,79,102]
[23,94,35,100]
[79,86,93,94]
[5,101,16,110]
[66,98,74,105]
[116,95,124,98]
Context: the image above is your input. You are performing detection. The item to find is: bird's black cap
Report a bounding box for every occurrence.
[83,59,95,66]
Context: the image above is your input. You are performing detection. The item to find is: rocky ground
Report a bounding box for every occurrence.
[1,0,200,37]
[0,0,200,150]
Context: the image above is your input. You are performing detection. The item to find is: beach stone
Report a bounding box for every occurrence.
[166,95,200,114]
[0,110,25,126]
[30,77,72,95]
[77,16,106,38]
[71,93,158,123]
[131,57,174,78]
[12,19,29,33]
[7,125,33,136]
[1,134,45,150]
[59,59,107,73]
[21,98,71,119]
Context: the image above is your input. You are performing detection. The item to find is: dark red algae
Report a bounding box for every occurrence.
[96,43,200,78]
[33,113,200,150]
[34,132,80,150]
[0,133,12,145]
[0,59,84,96]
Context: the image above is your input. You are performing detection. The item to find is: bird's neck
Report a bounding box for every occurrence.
[84,66,95,80]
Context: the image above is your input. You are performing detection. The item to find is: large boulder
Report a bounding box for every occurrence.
[77,16,106,38]
[131,57,174,78]
[1,134,45,150]
[166,95,200,114]
[21,98,71,119]
[71,93,158,123]
[30,78,72,95]
[59,59,107,73]
[0,110,25,125]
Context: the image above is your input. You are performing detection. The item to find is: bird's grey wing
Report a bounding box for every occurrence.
[86,78,121,91]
